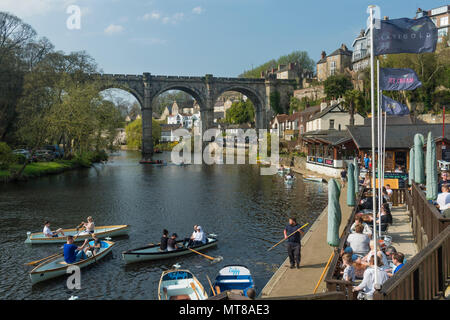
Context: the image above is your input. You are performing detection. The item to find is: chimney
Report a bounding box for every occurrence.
[288,62,295,70]
[341,44,348,51]
[320,102,328,112]
[321,51,326,59]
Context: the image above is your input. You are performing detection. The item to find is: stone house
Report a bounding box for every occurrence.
[316,44,353,82]
[306,100,364,132]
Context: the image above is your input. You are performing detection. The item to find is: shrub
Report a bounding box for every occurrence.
[0,142,14,170]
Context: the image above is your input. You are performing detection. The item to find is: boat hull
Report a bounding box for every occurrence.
[213,265,255,297]
[158,269,208,300]
[25,225,129,244]
[122,237,218,264]
[29,240,115,284]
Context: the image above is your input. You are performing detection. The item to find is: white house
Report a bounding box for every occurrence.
[160,124,183,142]
[306,100,364,132]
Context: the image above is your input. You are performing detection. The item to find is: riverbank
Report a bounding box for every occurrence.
[0,160,83,182]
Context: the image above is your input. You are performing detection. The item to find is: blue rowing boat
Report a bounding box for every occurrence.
[212,265,255,297]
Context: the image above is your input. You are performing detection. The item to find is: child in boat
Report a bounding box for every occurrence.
[43,221,65,238]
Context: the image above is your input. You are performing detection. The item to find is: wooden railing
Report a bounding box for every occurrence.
[408,182,450,251]
[374,225,450,300]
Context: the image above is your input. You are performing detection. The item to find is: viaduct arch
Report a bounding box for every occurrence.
[92,73,296,160]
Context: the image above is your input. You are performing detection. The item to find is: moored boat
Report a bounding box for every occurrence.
[139,159,166,165]
[122,236,218,264]
[158,269,208,300]
[29,240,115,284]
[212,265,255,297]
[303,176,325,183]
[25,225,129,244]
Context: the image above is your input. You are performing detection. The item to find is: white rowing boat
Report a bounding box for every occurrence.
[303,176,325,183]
[122,237,218,264]
[25,225,129,244]
[29,240,115,284]
[158,269,208,300]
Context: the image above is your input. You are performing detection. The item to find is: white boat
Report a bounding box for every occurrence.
[122,236,218,264]
[25,225,129,244]
[303,176,325,183]
[212,265,255,297]
[158,269,208,300]
[29,240,115,284]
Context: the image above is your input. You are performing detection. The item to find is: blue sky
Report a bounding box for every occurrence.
[1,0,447,77]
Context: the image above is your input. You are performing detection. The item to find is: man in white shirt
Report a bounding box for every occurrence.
[353,255,389,299]
[436,185,450,212]
[43,221,65,238]
[346,224,370,256]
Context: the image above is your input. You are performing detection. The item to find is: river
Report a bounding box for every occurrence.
[0,151,328,299]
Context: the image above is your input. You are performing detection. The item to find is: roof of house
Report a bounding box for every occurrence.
[347,123,450,150]
[160,124,182,132]
[309,102,350,121]
[302,129,351,145]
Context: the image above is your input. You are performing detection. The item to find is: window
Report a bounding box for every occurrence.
[330,60,336,75]
[329,119,335,129]
[441,16,449,27]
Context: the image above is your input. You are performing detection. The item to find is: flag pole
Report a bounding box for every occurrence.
[377,59,382,239]
[369,4,379,288]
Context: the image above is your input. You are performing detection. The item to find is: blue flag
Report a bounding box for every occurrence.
[379,68,422,91]
[381,95,410,116]
[373,16,438,56]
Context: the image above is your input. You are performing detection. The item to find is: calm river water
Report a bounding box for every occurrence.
[0,151,328,300]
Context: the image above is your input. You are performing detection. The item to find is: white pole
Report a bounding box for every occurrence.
[369,4,379,288]
[377,60,382,239]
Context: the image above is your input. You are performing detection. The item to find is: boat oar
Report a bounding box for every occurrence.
[267,223,309,251]
[190,282,200,300]
[186,247,221,262]
[73,222,85,241]
[206,275,216,296]
[25,253,62,266]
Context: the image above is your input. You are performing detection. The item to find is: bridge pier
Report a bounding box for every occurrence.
[142,73,153,160]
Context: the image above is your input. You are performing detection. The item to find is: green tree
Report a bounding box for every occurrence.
[225,100,255,124]
[289,97,303,114]
[270,91,282,114]
[125,118,161,150]
[323,74,353,99]
[343,89,365,125]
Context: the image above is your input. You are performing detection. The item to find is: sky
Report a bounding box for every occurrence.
[1,0,447,78]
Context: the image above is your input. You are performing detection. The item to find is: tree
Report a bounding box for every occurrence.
[270,91,282,114]
[343,89,365,125]
[289,96,303,114]
[125,118,161,149]
[225,100,255,124]
[323,74,353,99]
[240,50,315,78]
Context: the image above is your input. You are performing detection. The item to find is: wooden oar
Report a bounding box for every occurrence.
[190,282,200,300]
[267,223,309,251]
[206,275,216,296]
[25,253,62,266]
[73,222,85,241]
[186,247,217,261]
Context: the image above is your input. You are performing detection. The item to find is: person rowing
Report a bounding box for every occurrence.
[160,229,169,252]
[183,225,198,247]
[63,236,89,263]
[43,221,65,238]
[79,216,95,235]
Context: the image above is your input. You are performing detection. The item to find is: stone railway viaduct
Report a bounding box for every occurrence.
[93,72,296,159]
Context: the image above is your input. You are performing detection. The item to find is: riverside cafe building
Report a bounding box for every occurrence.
[303,116,450,181]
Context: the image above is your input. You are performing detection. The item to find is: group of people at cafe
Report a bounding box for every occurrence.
[159,225,208,252]
[433,171,450,218]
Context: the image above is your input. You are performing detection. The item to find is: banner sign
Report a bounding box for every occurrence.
[379,68,422,91]
[373,16,438,56]
[381,95,410,116]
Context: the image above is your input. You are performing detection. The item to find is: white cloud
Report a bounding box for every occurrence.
[162,12,184,24]
[104,24,124,35]
[142,11,161,21]
[192,7,204,15]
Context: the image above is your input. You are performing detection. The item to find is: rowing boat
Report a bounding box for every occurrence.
[29,240,115,284]
[212,265,255,297]
[122,236,218,264]
[158,269,208,300]
[25,225,129,244]
[139,159,166,165]
[303,176,325,183]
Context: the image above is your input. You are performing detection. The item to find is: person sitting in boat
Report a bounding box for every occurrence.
[160,229,169,252]
[64,236,89,263]
[167,233,180,252]
[43,221,65,238]
[84,235,101,257]
[183,225,198,247]
[194,226,207,245]
[80,216,95,235]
